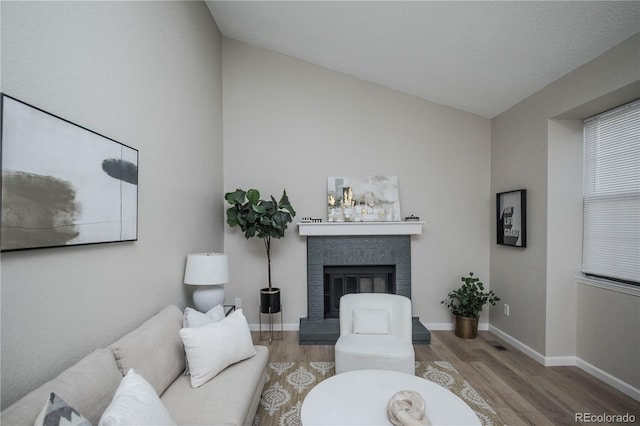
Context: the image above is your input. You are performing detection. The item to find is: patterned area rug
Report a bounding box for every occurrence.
[254,361,505,426]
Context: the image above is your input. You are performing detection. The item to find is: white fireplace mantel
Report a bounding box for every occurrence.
[297,221,423,236]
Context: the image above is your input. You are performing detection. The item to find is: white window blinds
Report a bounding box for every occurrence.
[582,100,640,284]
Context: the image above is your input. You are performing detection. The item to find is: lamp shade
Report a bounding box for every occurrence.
[184,253,229,286]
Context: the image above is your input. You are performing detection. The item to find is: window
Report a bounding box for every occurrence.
[582,100,640,285]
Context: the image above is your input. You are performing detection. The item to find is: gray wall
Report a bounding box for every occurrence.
[0,1,224,408]
[221,39,492,328]
[490,34,640,387]
[577,283,640,389]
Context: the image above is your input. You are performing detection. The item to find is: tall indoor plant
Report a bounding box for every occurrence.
[441,272,500,339]
[225,188,296,313]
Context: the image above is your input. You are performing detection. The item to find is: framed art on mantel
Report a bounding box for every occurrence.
[327,176,401,222]
[497,189,526,248]
[1,94,138,251]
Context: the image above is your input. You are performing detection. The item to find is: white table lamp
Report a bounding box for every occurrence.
[184,253,229,312]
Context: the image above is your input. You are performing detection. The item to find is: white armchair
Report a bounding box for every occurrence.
[334,293,415,375]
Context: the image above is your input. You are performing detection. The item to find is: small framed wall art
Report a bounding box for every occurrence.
[496,189,526,247]
[1,94,139,251]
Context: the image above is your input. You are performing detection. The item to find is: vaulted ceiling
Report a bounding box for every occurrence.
[207,1,640,118]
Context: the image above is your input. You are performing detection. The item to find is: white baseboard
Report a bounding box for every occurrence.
[422,322,489,331]
[488,325,548,365]
[249,321,491,333]
[250,321,492,333]
[423,322,454,331]
[489,325,640,401]
[544,356,577,367]
[576,358,640,401]
[249,321,489,331]
[489,326,575,367]
[248,323,299,332]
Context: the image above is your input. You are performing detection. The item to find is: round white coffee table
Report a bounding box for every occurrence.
[300,369,481,426]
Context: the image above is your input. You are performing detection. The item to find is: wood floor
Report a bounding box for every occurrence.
[252,330,640,425]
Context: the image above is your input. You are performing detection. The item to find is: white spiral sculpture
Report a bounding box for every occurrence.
[387,390,432,426]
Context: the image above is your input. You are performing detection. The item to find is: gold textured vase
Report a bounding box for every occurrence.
[454,316,479,339]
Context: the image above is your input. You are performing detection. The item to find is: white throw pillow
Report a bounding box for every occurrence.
[353,308,390,335]
[183,305,225,328]
[179,309,256,388]
[182,305,226,375]
[98,369,176,426]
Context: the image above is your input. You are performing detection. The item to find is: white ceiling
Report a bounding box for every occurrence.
[206,1,640,118]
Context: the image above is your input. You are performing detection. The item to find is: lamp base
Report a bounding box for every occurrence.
[192,285,225,312]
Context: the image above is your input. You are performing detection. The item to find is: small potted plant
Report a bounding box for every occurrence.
[225,188,296,314]
[441,272,500,339]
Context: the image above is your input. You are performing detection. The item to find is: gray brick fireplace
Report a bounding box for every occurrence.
[298,224,430,345]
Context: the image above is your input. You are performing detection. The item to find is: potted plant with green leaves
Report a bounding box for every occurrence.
[441,272,500,339]
[224,188,296,314]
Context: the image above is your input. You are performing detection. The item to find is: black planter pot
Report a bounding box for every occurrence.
[260,287,281,314]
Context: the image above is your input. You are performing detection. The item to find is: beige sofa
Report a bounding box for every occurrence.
[1,305,269,425]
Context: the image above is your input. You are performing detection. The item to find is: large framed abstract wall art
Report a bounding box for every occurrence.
[1,94,138,251]
[496,189,526,248]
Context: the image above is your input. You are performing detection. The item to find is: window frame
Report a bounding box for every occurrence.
[581,99,640,287]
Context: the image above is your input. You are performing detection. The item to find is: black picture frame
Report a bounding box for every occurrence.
[496,189,526,248]
[1,94,139,252]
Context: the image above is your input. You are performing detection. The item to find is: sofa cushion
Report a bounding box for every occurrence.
[179,309,256,388]
[0,349,122,426]
[335,333,415,375]
[108,305,185,396]
[161,345,269,426]
[99,369,176,426]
